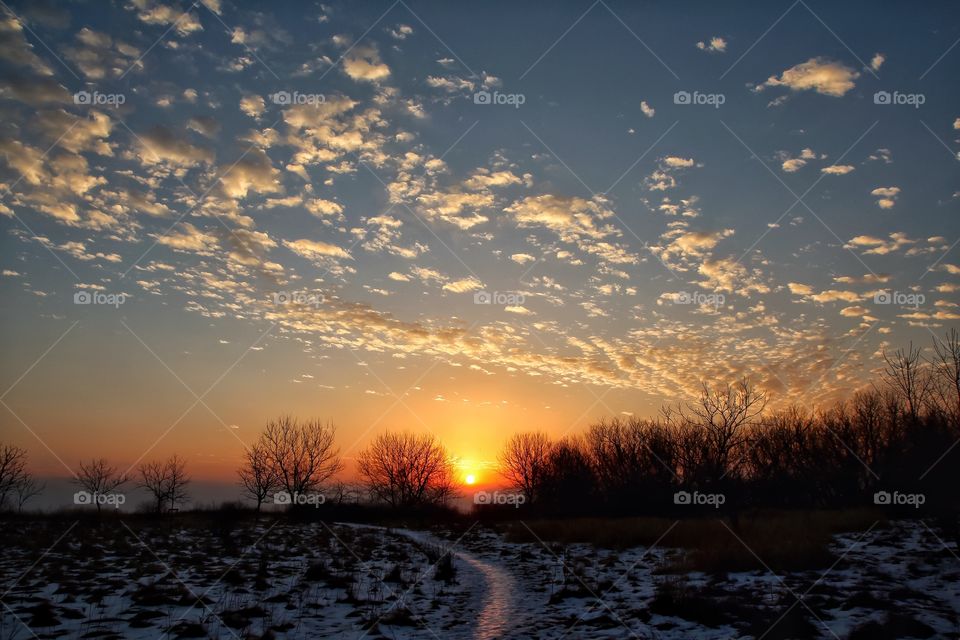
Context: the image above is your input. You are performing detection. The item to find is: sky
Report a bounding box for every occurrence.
[0,0,958,485]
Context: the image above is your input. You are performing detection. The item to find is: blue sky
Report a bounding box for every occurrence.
[0,0,958,478]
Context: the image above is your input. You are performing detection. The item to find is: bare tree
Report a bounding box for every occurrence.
[667,378,766,482]
[0,444,30,511]
[237,442,277,511]
[357,432,456,508]
[75,459,126,513]
[881,343,933,421]
[260,417,342,498]
[498,432,551,504]
[137,455,190,514]
[14,475,44,512]
[930,329,960,425]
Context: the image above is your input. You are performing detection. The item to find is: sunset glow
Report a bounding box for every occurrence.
[2,3,960,639]
[0,0,956,489]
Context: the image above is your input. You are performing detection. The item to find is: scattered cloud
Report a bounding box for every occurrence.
[758,57,859,97]
[696,37,727,53]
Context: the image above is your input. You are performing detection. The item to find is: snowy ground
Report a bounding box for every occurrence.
[1,517,958,639]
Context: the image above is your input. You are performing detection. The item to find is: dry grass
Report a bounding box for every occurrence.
[505,508,886,571]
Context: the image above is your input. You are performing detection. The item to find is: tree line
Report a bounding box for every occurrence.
[1,329,957,516]
[498,329,960,516]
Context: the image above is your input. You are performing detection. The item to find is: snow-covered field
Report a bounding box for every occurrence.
[1,517,958,639]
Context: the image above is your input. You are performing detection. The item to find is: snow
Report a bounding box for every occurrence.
[2,518,958,638]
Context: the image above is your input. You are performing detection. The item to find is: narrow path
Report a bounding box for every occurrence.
[341,523,517,639]
[454,546,516,640]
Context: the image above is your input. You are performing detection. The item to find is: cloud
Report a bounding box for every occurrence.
[833,273,890,285]
[640,101,655,118]
[844,232,916,255]
[696,37,727,53]
[870,53,885,72]
[0,14,54,75]
[510,253,535,265]
[782,158,806,172]
[663,156,695,168]
[305,199,344,219]
[426,75,475,94]
[506,195,610,241]
[463,169,524,190]
[415,190,492,229]
[388,272,410,282]
[342,45,390,83]
[137,125,213,166]
[186,116,221,138]
[840,305,870,317]
[788,282,814,295]
[388,24,413,40]
[0,74,70,105]
[131,0,203,36]
[809,289,862,303]
[63,27,140,79]
[0,138,47,185]
[645,156,700,190]
[218,148,281,198]
[33,109,114,156]
[505,305,533,315]
[240,95,265,118]
[156,223,218,252]
[821,164,854,175]
[758,58,859,97]
[283,238,351,261]
[696,257,770,296]
[659,228,734,261]
[442,276,483,293]
[871,186,900,209]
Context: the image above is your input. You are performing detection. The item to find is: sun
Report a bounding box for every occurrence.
[464,474,476,485]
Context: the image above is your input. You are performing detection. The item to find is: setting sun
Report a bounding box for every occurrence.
[464,474,476,485]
